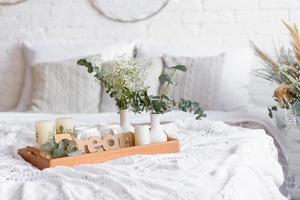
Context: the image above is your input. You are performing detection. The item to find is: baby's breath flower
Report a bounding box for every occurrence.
[102,55,147,100]
[83,54,147,109]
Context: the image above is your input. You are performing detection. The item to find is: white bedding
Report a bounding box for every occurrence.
[0,111,286,200]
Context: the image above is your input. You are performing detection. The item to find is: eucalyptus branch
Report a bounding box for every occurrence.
[131,64,207,120]
[159,68,177,101]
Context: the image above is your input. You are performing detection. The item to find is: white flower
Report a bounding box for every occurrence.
[102,55,147,99]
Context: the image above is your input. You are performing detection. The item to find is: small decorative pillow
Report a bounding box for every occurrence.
[29,59,101,113]
[99,57,164,112]
[162,54,225,110]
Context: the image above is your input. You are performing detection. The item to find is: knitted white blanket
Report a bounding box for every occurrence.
[0,118,286,200]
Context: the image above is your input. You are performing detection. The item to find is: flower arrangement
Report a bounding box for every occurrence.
[78,55,147,110]
[77,56,206,120]
[251,21,300,118]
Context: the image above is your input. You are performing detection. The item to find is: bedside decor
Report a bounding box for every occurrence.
[131,65,207,143]
[149,113,166,143]
[134,125,150,146]
[78,55,147,133]
[19,118,179,169]
[55,117,74,134]
[251,21,300,126]
[78,55,206,143]
[41,138,81,159]
[35,120,55,148]
[119,109,133,133]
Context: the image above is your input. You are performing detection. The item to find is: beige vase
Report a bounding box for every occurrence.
[119,109,134,133]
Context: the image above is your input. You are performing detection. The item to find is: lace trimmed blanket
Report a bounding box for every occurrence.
[0,119,286,200]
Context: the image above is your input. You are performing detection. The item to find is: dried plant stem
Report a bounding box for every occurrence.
[283,21,300,63]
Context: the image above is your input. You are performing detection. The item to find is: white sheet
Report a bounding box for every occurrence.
[0,111,286,200]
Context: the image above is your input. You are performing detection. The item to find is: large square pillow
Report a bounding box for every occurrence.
[16,41,135,111]
[136,42,253,111]
[162,54,225,110]
[162,48,253,111]
[29,58,101,113]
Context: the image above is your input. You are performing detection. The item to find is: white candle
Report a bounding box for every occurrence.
[35,120,55,148]
[55,117,74,134]
[134,125,150,146]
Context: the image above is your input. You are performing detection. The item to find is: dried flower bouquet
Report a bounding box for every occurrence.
[252,21,300,118]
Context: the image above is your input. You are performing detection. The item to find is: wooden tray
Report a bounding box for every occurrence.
[18,136,179,170]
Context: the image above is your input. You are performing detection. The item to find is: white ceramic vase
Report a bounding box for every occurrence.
[149,113,167,143]
[119,109,134,133]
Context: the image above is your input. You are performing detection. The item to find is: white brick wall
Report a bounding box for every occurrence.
[0,0,299,110]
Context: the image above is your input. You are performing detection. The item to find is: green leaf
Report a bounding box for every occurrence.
[77,59,87,66]
[186,100,192,108]
[159,74,171,83]
[171,65,187,72]
[58,141,65,150]
[194,107,203,114]
[268,108,273,118]
[93,67,100,73]
[41,140,57,153]
[87,66,93,73]
[53,148,67,158]
[181,106,187,112]
[192,102,200,108]
[271,106,277,111]
[150,95,161,100]
[293,101,300,116]
[161,94,172,101]
[151,100,162,113]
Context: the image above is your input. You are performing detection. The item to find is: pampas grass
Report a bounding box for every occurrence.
[252,21,300,113]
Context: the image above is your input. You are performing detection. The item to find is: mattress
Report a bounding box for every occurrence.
[0,110,288,200]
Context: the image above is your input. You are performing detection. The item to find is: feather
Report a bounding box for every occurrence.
[250,41,279,72]
[283,21,300,63]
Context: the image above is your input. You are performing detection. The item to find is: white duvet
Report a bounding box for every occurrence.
[0,112,286,200]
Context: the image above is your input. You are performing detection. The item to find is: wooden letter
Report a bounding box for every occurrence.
[87,136,104,153]
[102,134,120,150]
[75,138,91,153]
[118,133,134,148]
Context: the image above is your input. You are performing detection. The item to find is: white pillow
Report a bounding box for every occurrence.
[217,49,253,111]
[165,49,253,111]
[162,54,225,110]
[16,41,136,111]
[29,58,101,113]
[137,42,253,111]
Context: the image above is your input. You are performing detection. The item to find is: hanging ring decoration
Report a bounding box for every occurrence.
[90,0,169,23]
[0,0,27,6]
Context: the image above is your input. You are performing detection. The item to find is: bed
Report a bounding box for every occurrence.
[0,110,288,200]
